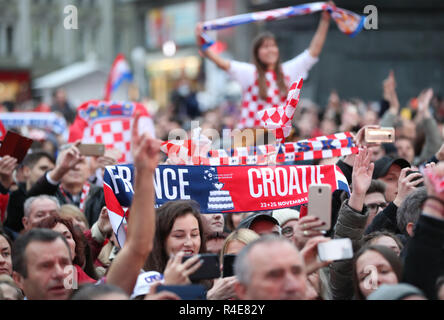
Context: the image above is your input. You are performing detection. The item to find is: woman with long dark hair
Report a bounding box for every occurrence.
[144,200,207,285]
[353,245,403,300]
[196,7,332,129]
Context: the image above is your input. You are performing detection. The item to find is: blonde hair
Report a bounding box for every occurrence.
[220,228,260,264]
[59,204,89,229]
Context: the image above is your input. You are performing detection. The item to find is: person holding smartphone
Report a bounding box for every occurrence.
[143,200,207,287]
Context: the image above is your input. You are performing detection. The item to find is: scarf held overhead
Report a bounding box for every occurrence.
[199,2,366,50]
[104,164,350,246]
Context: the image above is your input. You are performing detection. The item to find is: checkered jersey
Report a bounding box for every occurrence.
[68,100,154,164]
[238,71,290,129]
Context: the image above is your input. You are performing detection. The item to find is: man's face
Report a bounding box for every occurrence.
[378,164,402,202]
[237,241,307,300]
[395,139,415,164]
[15,239,72,300]
[26,157,55,189]
[369,146,385,162]
[23,198,59,231]
[364,192,387,229]
[200,214,224,234]
[61,158,89,186]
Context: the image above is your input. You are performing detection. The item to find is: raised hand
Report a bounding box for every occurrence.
[0,155,17,189]
[352,147,374,195]
[423,162,444,219]
[97,206,113,238]
[163,252,203,285]
[343,125,380,167]
[416,88,434,120]
[393,167,424,207]
[300,236,332,275]
[348,147,374,211]
[49,141,85,182]
[288,216,325,250]
[131,112,161,173]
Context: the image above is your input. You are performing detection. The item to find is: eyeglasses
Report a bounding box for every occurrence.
[281,226,294,238]
[367,202,387,213]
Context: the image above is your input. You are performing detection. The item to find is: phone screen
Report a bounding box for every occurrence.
[318,238,353,262]
[182,254,220,281]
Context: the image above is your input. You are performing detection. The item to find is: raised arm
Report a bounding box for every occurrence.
[106,113,161,294]
[330,147,373,300]
[415,89,442,165]
[196,23,231,71]
[308,9,331,58]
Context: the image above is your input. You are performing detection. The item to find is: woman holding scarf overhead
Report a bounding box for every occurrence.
[195,4,332,130]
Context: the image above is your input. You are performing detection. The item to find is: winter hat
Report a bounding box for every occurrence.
[272,208,300,227]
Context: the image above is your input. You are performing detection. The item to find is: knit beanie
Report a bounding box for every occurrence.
[272,208,300,227]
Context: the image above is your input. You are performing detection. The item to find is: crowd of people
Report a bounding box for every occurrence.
[0,6,444,301]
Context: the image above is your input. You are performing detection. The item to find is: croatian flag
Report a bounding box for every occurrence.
[335,165,350,194]
[104,54,133,101]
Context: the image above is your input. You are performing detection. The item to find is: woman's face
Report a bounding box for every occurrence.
[165,213,201,256]
[0,235,12,276]
[225,240,246,255]
[369,236,401,256]
[356,250,398,298]
[52,223,76,261]
[257,38,279,69]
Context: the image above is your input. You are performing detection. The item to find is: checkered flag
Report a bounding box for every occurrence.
[258,78,303,142]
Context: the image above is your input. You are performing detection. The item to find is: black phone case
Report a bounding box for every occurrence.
[157,284,207,300]
[222,254,236,278]
[183,254,220,281]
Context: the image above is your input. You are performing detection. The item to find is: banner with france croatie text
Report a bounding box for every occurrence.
[103,164,350,246]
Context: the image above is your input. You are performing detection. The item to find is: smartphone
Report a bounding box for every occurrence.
[318,238,353,262]
[308,184,332,231]
[156,284,207,300]
[365,127,395,144]
[406,170,424,187]
[0,131,33,163]
[222,254,236,278]
[78,143,105,157]
[182,253,220,281]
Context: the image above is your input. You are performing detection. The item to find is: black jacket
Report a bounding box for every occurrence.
[403,214,444,300]
[3,183,27,232]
